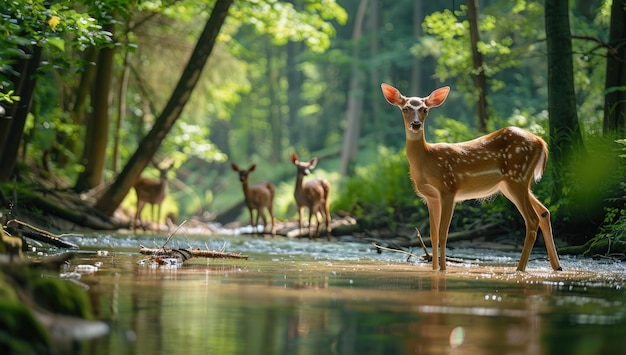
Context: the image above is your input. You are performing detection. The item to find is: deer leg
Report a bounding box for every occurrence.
[134,200,145,233]
[297,206,304,239]
[156,203,162,232]
[248,208,256,234]
[314,208,322,240]
[150,203,156,232]
[503,185,539,272]
[308,208,316,240]
[437,195,456,271]
[268,205,276,235]
[530,193,562,271]
[323,202,331,241]
[425,198,442,271]
[259,209,267,235]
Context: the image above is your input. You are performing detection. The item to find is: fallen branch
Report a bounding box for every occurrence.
[372,242,427,262]
[139,246,249,260]
[414,227,431,259]
[5,219,79,249]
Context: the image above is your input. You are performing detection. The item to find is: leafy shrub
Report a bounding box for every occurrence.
[333,146,421,217]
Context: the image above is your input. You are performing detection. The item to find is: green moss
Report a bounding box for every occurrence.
[0,296,51,354]
[32,277,93,319]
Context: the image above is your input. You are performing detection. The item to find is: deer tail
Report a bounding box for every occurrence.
[321,179,331,201]
[265,182,276,198]
[534,142,548,182]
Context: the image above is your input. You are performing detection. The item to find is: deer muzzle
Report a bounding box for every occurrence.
[410,119,422,131]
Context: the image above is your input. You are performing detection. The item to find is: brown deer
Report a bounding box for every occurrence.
[381,83,562,272]
[291,153,331,241]
[133,159,174,232]
[231,163,276,235]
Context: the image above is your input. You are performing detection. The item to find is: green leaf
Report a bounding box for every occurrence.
[47,37,65,52]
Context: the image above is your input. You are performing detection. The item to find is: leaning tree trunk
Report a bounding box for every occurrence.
[95,0,234,216]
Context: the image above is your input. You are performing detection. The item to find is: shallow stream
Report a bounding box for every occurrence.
[52,233,626,354]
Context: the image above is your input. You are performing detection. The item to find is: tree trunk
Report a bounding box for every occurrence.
[113,40,132,173]
[409,0,422,96]
[75,25,116,192]
[545,0,584,176]
[340,0,368,176]
[95,0,234,216]
[267,44,283,164]
[369,0,383,144]
[467,0,488,132]
[603,0,626,136]
[0,45,43,182]
[286,40,303,147]
[286,0,304,148]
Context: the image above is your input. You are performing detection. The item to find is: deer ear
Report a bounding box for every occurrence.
[309,158,318,169]
[249,164,256,172]
[381,83,404,107]
[425,86,450,108]
[291,153,298,164]
[231,163,239,171]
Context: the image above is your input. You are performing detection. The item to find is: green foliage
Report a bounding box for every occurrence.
[164,122,227,163]
[584,139,626,253]
[420,4,527,92]
[231,0,347,53]
[333,146,417,216]
[0,0,114,96]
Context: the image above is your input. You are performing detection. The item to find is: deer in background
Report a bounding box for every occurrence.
[381,83,562,272]
[291,153,331,241]
[133,159,174,232]
[231,163,276,235]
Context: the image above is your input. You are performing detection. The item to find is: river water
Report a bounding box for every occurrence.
[55,233,626,354]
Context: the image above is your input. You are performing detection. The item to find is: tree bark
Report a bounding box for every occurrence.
[340,0,368,176]
[267,44,283,164]
[545,0,584,176]
[95,0,234,216]
[603,0,626,136]
[75,25,116,192]
[0,45,43,182]
[467,0,488,132]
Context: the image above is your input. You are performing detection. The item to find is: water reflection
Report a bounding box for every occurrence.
[60,235,626,355]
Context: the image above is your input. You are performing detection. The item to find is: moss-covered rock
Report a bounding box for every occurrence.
[32,275,93,320]
[0,274,51,354]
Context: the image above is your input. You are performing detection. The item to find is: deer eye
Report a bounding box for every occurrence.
[402,107,409,113]
[420,107,428,113]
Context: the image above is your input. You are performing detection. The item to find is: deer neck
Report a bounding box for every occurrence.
[405,130,434,190]
[294,173,306,198]
[405,130,429,160]
[241,179,252,198]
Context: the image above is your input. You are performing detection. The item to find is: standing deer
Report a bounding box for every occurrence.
[291,153,331,241]
[133,159,174,232]
[231,163,276,235]
[381,83,562,272]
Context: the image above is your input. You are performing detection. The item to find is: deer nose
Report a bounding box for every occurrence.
[410,120,422,130]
